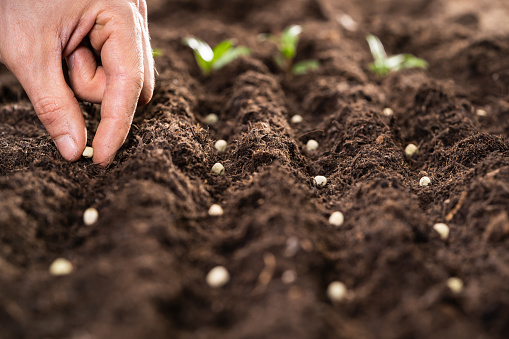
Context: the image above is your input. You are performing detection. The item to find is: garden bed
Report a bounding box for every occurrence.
[1,0,509,338]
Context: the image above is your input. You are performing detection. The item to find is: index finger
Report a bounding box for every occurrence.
[89,4,145,165]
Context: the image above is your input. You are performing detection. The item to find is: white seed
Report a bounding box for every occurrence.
[433,223,450,240]
[306,139,319,152]
[329,211,344,227]
[291,115,303,124]
[282,270,297,284]
[405,143,419,157]
[447,277,464,294]
[382,107,394,117]
[82,146,94,158]
[83,208,99,226]
[49,258,74,276]
[206,266,230,288]
[211,163,225,175]
[208,204,224,216]
[214,140,227,152]
[284,236,300,257]
[204,113,219,125]
[314,176,327,187]
[419,176,431,187]
[476,109,487,117]
[327,281,347,302]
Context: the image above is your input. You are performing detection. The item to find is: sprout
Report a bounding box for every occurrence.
[447,277,464,294]
[314,175,327,187]
[327,281,347,302]
[382,107,394,117]
[206,266,230,288]
[259,25,320,75]
[214,140,228,152]
[82,146,94,158]
[405,143,419,157]
[329,211,344,227]
[366,34,428,77]
[419,176,431,187]
[211,163,225,176]
[49,258,74,276]
[433,223,450,240]
[152,49,163,57]
[306,139,319,151]
[208,204,224,216]
[282,270,297,284]
[290,115,303,124]
[204,113,219,125]
[83,207,99,226]
[182,37,250,76]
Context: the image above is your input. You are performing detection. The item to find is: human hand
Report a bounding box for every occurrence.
[0,0,154,165]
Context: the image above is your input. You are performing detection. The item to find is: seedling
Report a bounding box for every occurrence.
[259,25,320,75]
[152,49,163,57]
[182,37,250,76]
[366,34,428,77]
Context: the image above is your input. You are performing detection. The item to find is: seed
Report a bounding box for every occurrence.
[306,139,319,152]
[291,115,303,124]
[208,204,224,216]
[49,258,74,276]
[211,163,225,175]
[433,223,450,240]
[419,176,431,186]
[314,176,327,187]
[329,211,344,227]
[405,143,418,157]
[83,207,99,226]
[327,281,347,302]
[282,270,297,284]
[476,109,487,117]
[447,277,464,294]
[382,107,394,117]
[284,236,300,258]
[215,140,227,152]
[82,146,94,158]
[206,266,230,288]
[204,113,219,125]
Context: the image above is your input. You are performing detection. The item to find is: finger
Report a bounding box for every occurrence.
[15,51,86,161]
[138,0,155,105]
[66,45,106,103]
[89,6,145,165]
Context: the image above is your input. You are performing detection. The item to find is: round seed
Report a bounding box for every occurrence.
[83,208,99,226]
[282,270,297,284]
[49,258,74,276]
[204,113,219,125]
[291,115,303,124]
[208,204,224,216]
[405,143,418,157]
[476,109,487,117]
[214,140,227,152]
[211,163,225,175]
[382,107,394,117]
[419,176,431,187]
[447,277,464,294]
[82,146,94,158]
[314,176,327,187]
[327,281,347,302]
[433,223,450,240]
[206,266,230,288]
[329,211,344,227]
[306,139,319,152]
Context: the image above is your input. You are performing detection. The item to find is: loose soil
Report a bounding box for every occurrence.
[1,0,509,338]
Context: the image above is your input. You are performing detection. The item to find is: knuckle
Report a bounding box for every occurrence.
[33,97,66,127]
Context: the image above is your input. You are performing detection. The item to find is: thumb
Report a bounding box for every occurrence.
[15,53,87,161]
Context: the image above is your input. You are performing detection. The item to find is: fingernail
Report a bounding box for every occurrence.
[67,54,75,70]
[54,135,79,161]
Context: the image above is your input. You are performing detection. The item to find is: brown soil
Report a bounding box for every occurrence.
[2,0,509,338]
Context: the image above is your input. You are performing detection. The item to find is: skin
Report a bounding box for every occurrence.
[0,0,155,165]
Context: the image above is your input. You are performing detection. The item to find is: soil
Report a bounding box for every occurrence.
[1,0,509,338]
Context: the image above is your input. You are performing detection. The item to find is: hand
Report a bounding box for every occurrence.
[0,0,155,165]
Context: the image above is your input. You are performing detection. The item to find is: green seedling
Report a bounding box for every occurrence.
[366,34,428,77]
[152,49,163,57]
[182,37,250,76]
[259,25,320,75]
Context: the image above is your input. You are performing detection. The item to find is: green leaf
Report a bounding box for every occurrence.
[280,25,302,59]
[152,49,163,57]
[400,54,428,70]
[211,40,235,63]
[366,34,387,64]
[182,37,214,74]
[292,59,320,75]
[212,46,251,71]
